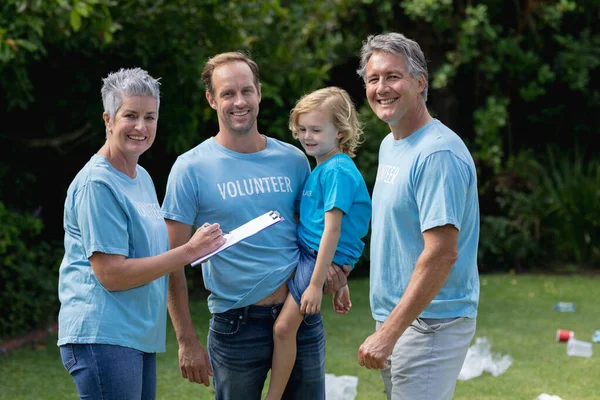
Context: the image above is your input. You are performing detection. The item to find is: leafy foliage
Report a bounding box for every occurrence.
[0,202,62,339]
[535,147,600,265]
[414,0,598,170]
[0,0,118,110]
[1,0,376,312]
[479,147,600,271]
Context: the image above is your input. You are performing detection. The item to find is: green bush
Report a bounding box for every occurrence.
[0,202,62,340]
[536,146,600,265]
[478,147,600,271]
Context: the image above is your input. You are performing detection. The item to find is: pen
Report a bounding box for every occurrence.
[201,222,228,234]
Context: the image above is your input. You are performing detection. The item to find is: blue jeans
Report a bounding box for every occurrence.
[207,304,325,400]
[288,243,343,305]
[288,244,318,306]
[59,343,156,400]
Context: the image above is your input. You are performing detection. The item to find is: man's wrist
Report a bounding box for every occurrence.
[378,321,403,345]
[176,332,199,347]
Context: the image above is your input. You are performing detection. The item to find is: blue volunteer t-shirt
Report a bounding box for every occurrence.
[370,120,480,321]
[58,154,169,353]
[298,153,371,267]
[161,137,310,313]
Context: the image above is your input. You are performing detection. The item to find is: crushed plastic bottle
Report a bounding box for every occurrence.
[593,330,600,343]
[325,374,358,400]
[566,338,593,358]
[535,394,564,400]
[458,337,512,381]
[554,302,575,312]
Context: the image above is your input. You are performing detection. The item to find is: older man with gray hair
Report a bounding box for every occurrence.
[356,32,480,400]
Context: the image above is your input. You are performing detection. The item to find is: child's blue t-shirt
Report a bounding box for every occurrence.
[297,153,371,267]
[161,137,310,313]
[58,154,169,353]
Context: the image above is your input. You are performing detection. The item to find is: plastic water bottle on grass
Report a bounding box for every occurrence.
[566,338,592,358]
[554,302,575,312]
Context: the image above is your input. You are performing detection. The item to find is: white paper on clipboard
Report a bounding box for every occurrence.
[191,210,285,267]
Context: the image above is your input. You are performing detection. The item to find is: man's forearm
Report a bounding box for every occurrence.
[165,220,198,343]
[378,248,456,342]
[168,268,198,344]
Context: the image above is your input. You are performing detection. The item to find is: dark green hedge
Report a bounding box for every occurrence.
[0,202,62,340]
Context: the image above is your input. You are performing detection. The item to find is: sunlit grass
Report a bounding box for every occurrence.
[1,274,598,399]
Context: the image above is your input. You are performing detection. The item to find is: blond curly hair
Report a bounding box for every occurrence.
[289,87,364,158]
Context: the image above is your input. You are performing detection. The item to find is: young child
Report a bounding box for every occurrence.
[265,87,371,399]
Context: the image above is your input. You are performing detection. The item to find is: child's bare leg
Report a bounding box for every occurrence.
[266,293,304,400]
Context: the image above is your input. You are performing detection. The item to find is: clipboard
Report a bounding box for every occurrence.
[191,210,285,267]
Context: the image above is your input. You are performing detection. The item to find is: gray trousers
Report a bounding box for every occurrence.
[377,317,476,400]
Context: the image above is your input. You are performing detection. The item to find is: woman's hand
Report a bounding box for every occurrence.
[185,223,226,262]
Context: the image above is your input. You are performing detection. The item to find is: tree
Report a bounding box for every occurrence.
[1,0,368,238]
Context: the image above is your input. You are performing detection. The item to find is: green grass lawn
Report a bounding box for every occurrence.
[1,274,599,399]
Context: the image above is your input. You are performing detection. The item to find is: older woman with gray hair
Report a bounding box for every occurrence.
[57,67,225,399]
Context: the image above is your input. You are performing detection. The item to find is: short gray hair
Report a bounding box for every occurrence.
[356,32,429,102]
[101,67,161,119]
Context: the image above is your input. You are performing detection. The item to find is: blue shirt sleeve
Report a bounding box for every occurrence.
[321,167,358,214]
[162,157,199,226]
[77,181,129,258]
[413,150,471,232]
